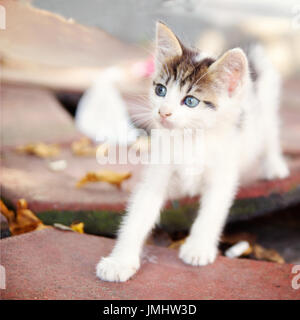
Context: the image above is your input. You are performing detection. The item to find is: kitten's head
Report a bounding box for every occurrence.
[147,22,249,131]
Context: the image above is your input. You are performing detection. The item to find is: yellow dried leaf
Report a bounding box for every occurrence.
[0,199,48,235]
[16,142,60,158]
[242,245,253,256]
[70,222,84,234]
[253,244,285,264]
[71,137,96,156]
[96,142,109,157]
[76,170,132,189]
[168,238,186,250]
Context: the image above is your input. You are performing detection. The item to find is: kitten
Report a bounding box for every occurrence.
[96,22,289,282]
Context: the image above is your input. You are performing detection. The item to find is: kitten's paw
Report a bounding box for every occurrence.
[179,239,218,266]
[96,256,140,282]
[263,157,290,180]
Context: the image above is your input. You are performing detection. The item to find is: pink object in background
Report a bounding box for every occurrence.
[131,56,155,78]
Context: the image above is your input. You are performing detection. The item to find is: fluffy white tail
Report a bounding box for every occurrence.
[75,67,138,145]
[248,44,281,111]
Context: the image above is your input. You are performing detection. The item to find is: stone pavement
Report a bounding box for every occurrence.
[0,0,146,91]
[1,83,300,235]
[1,85,81,147]
[1,228,299,300]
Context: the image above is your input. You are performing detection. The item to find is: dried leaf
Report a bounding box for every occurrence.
[0,200,15,222]
[71,137,98,156]
[76,170,132,188]
[242,245,253,256]
[168,238,186,250]
[96,142,109,157]
[252,244,285,264]
[70,222,84,234]
[0,199,48,235]
[16,142,60,158]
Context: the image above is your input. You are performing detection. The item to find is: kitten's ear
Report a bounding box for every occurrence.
[209,48,248,97]
[155,22,182,68]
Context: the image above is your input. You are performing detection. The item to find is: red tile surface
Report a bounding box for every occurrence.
[1,147,300,213]
[0,229,298,300]
[0,148,142,212]
[1,85,81,147]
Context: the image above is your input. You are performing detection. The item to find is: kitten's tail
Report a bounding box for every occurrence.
[75,67,138,144]
[248,44,281,110]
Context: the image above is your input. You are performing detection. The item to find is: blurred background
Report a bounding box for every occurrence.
[32,0,300,78]
[0,0,300,265]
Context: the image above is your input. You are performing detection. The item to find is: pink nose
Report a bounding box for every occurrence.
[158,109,172,118]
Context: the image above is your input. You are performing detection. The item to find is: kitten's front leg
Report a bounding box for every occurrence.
[179,166,238,266]
[97,165,171,282]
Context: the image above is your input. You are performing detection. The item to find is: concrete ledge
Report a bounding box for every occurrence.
[1,146,300,235]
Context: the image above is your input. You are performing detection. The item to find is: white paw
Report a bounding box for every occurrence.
[96,256,140,282]
[179,238,218,266]
[263,157,290,180]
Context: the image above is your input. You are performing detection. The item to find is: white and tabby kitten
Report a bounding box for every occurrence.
[96,22,289,282]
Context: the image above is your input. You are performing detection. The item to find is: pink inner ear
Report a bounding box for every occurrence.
[228,69,241,97]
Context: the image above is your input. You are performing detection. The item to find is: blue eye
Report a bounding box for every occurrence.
[183,96,199,108]
[155,84,167,97]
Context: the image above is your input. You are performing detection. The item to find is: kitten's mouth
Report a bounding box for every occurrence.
[159,118,174,129]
